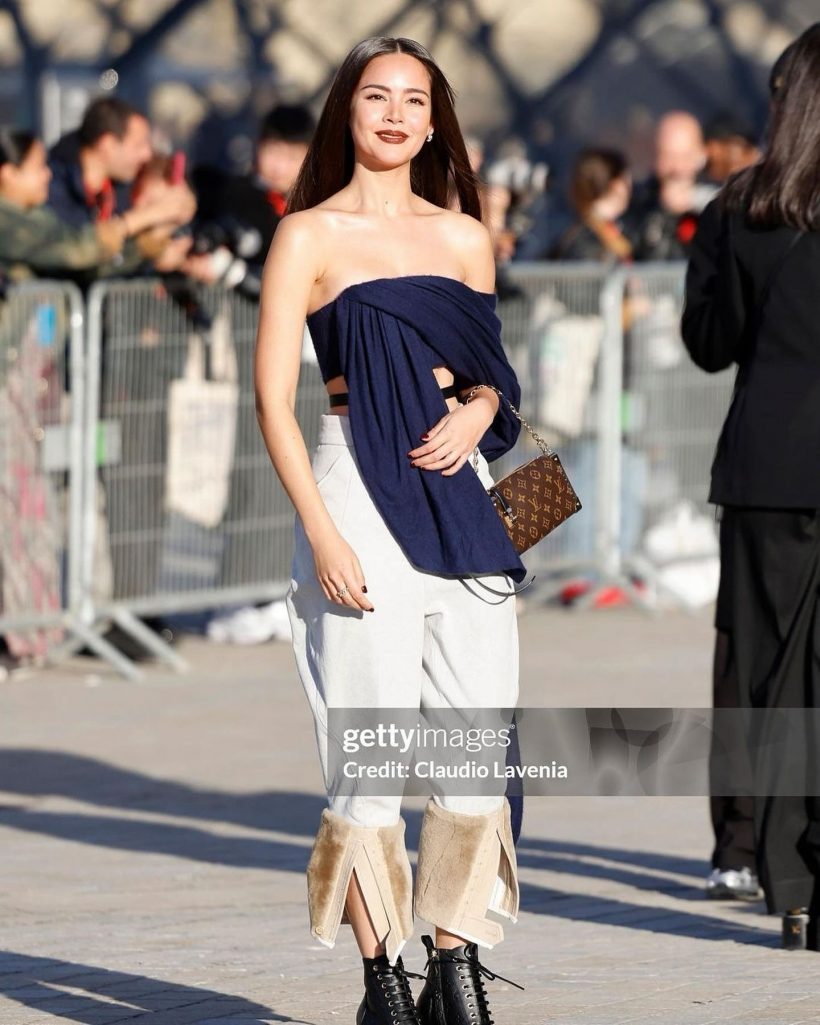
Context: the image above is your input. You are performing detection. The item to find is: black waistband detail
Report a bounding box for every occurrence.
[329,383,461,407]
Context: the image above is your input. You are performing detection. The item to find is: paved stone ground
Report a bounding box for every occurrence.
[1,604,818,1025]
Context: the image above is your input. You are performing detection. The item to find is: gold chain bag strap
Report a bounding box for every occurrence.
[463,384,582,554]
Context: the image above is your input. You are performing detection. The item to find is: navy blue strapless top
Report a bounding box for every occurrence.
[304,275,527,583]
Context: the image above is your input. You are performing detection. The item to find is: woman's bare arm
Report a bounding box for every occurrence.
[408,215,500,474]
[255,212,327,539]
[457,216,500,419]
[254,212,375,611]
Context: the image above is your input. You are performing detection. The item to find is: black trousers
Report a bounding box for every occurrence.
[711,505,820,913]
[709,630,756,872]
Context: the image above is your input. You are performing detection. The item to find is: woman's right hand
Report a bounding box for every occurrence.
[310,528,375,612]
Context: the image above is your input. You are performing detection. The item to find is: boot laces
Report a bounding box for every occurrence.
[373,959,426,1023]
[423,948,525,1024]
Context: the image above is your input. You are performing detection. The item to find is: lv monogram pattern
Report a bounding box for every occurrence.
[487,453,582,554]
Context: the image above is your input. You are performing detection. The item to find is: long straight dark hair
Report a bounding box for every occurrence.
[722,22,820,230]
[287,37,481,220]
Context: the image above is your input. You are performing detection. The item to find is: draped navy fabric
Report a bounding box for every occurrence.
[306,275,527,583]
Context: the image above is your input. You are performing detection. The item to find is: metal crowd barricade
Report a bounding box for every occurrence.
[614,263,736,606]
[76,279,327,679]
[0,280,98,663]
[2,263,741,679]
[498,263,631,603]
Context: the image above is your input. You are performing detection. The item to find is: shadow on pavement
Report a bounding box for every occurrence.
[0,748,778,948]
[0,949,314,1024]
[0,749,328,836]
[516,835,710,897]
[516,880,778,946]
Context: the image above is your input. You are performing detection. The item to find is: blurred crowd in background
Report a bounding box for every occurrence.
[0,91,762,294]
[0,88,766,660]
[0,97,313,297]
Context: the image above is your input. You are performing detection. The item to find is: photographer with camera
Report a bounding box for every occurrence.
[186,103,315,299]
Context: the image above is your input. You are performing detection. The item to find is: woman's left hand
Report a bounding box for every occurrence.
[408,397,496,476]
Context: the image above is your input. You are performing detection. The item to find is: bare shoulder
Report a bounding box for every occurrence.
[443,207,491,241]
[274,204,368,251]
[439,209,495,290]
[270,207,327,249]
[268,207,341,288]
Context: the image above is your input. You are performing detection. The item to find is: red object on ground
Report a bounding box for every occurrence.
[592,586,629,608]
[560,580,591,604]
[559,579,637,608]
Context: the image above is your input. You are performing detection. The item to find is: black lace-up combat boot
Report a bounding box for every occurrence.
[415,933,525,1024]
[356,950,426,1024]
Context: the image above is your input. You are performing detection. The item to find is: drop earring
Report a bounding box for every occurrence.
[426,129,434,143]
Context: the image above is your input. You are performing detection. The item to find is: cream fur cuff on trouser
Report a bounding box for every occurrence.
[306,807,414,966]
[413,795,520,948]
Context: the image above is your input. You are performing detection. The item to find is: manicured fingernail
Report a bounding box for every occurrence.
[421,433,429,439]
[362,586,367,592]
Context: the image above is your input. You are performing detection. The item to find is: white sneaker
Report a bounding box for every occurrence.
[705,866,762,901]
[206,600,292,645]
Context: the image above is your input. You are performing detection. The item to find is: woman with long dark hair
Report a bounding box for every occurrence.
[255,37,525,1024]
[682,22,820,951]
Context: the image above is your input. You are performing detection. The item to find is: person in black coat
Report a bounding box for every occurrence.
[681,22,820,950]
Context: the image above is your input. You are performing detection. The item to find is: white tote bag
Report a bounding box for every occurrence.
[164,305,239,529]
[529,293,603,439]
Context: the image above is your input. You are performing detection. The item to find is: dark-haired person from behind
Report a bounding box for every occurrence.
[550,148,632,262]
[681,22,820,950]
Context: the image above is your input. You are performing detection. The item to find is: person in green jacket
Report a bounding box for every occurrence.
[0,127,194,282]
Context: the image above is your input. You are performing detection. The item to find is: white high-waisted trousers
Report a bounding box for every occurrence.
[285,412,520,827]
